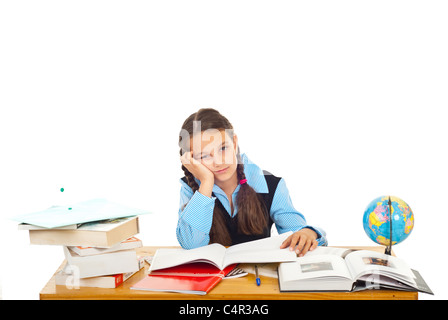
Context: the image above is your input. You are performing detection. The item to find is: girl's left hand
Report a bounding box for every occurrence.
[280,228,318,257]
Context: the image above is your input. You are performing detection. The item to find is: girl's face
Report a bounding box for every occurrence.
[190,129,238,184]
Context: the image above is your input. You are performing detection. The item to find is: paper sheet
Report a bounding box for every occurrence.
[12,198,151,228]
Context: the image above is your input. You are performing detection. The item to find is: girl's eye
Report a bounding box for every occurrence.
[201,154,210,160]
[221,146,228,151]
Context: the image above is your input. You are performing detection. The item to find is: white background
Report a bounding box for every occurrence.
[1,1,447,300]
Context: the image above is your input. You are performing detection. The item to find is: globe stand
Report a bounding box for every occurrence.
[384,197,393,256]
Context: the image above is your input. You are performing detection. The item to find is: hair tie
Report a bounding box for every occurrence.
[239,179,248,185]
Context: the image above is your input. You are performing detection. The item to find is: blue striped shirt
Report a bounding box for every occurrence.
[176,153,328,249]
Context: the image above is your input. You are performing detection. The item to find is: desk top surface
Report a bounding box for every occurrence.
[39,245,418,300]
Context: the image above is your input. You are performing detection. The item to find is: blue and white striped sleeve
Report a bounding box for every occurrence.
[176,179,216,249]
[270,178,328,246]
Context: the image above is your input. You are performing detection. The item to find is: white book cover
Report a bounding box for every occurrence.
[55,256,146,288]
[63,246,139,278]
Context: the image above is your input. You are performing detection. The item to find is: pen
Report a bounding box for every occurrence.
[255,265,261,286]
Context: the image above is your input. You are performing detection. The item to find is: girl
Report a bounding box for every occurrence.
[177,108,327,256]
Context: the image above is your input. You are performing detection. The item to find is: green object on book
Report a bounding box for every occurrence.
[12,198,151,228]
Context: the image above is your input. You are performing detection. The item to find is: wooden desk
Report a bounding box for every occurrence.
[40,246,418,300]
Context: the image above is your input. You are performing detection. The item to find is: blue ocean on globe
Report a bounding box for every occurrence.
[363,196,414,246]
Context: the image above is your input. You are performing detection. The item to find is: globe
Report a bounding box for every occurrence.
[363,196,414,246]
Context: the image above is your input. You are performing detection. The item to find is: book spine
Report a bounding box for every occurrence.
[114,274,124,287]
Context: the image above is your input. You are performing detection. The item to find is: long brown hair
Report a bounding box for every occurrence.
[179,108,268,246]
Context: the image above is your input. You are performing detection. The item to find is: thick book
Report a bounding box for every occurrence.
[67,236,142,256]
[278,247,433,294]
[29,216,139,247]
[63,246,140,278]
[131,263,237,295]
[55,257,145,288]
[149,232,296,272]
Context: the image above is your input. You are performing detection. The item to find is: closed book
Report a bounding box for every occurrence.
[29,216,139,247]
[68,237,142,256]
[131,263,236,295]
[55,257,145,288]
[63,246,140,278]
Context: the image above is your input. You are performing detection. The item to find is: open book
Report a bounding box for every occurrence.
[278,247,433,294]
[149,232,296,272]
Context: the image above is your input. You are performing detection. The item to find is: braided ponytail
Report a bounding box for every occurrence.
[235,155,268,236]
[180,151,199,193]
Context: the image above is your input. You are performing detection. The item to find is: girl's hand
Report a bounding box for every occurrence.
[181,152,215,197]
[280,228,318,257]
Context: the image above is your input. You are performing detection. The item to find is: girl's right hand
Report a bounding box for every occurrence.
[180,151,215,185]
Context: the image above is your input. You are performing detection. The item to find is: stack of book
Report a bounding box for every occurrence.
[14,198,150,288]
[57,235,146,289]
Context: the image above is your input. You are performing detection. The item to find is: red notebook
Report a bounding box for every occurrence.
[131,263,236,295]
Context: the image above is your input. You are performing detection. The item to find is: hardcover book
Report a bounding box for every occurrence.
[277,247,433,294]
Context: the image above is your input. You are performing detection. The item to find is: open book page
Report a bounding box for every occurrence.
[278,254,353,283]
[353,274,413,292]
[222,232,296,267]
[149,243,227,272]
[150,232,295,272]
[304,246,354,258]
[345,250,416,286]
